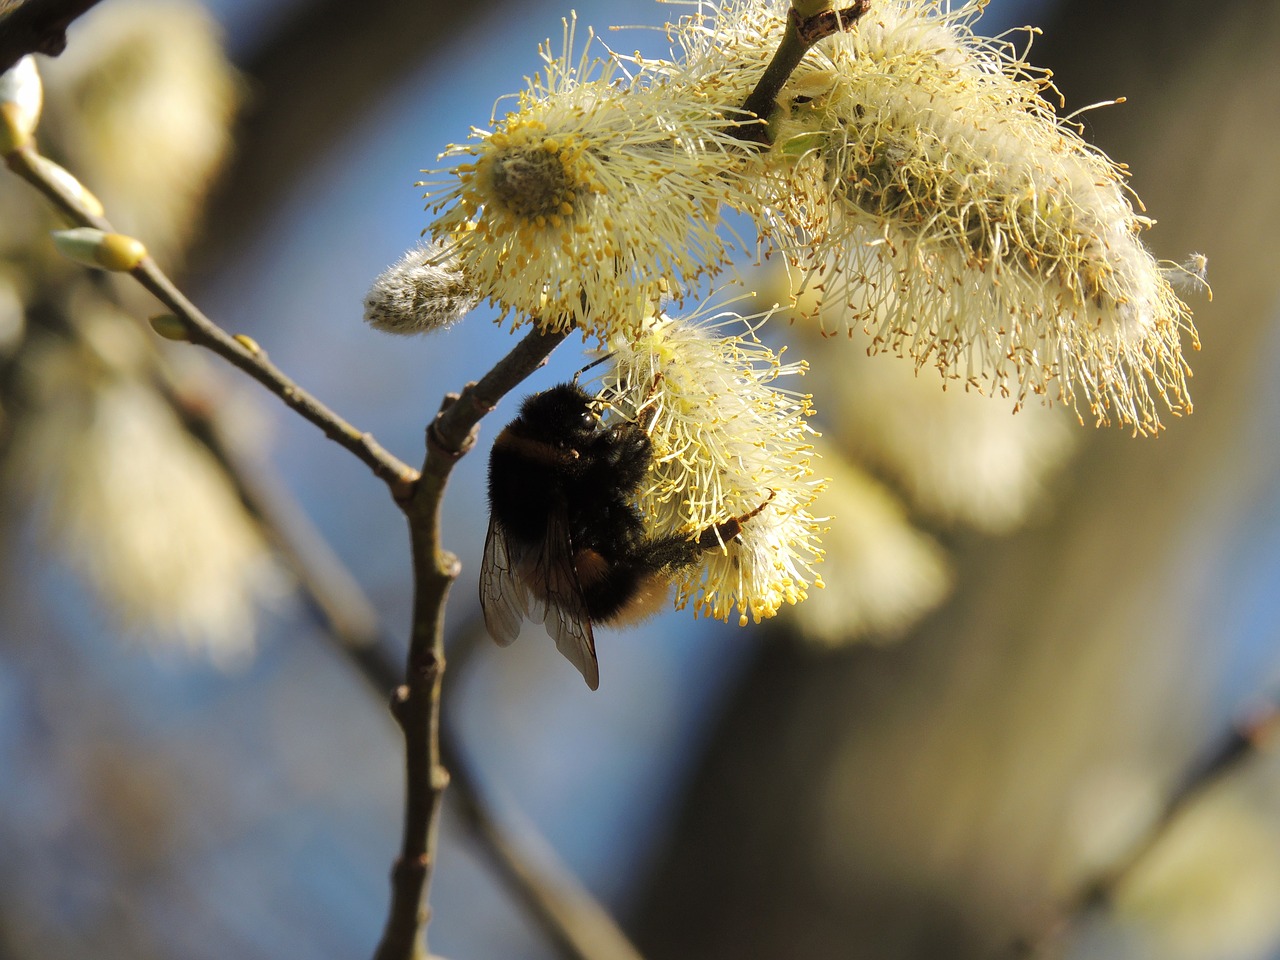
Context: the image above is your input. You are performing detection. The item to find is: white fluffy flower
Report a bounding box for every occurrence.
[788,446,951,645]
[800,322,1078,533]
[422,17,752,339]
[10,325,282,667]
[363,242,477,335]
[36,0,239,260]
[596,306,825,624]
[651,0,1202,434]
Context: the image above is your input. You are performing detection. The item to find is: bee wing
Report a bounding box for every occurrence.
[480,515,532,647]
[529,506,601,691]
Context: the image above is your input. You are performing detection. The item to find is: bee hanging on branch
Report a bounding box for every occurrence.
[480,380,771,689]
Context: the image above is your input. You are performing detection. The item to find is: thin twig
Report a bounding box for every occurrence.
[160,342,649,960]
[734,2,872,144]
[5,125,601,960]
[371,325,567,960]
[1008,699,1280,958]
[4,143,419,494]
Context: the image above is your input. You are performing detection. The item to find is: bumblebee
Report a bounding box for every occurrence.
[480,382,763,689]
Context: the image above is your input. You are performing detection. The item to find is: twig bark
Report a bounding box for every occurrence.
[4,143,419,494]
[734,1,872,144]
[371,325,567,960]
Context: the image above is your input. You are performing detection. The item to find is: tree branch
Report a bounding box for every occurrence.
[371,325,567,960]
[734,1,872,144]
[3,142,419,494]
[152,318,641,960]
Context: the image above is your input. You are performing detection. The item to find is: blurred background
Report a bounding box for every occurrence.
[2,0,1279,958]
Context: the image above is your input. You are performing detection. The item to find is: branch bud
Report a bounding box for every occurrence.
[363,242,478,336]
[51,228,148,272]
[0,56,42,153]
[233,333,263,356]
[149,314,192,342]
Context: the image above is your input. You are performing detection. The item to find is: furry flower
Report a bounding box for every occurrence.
[10,327,282,666]
[363,241,478,335]
[596,306,825,624]
[6,304,282,665]
[788,446,951,645]
[422,17,751,340]
[655,0,1201,434]
[796,319,1077,533]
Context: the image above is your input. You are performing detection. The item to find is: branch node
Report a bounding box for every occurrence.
[391,854,430,883]
[391,475,418,506]
[390,684,411,719]
[438,550,462,580]
[409,650,442,682]
[795,1,870,46]
[426,416,478,461]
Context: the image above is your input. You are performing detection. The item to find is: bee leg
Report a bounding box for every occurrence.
[633,534,708,573]
[695,490,776,549]
[633,498,766,573]
[636,490,779,571]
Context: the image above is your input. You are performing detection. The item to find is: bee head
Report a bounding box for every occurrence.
[517,383,602,447]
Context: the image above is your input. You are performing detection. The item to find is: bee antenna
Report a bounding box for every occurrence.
[572,353,615,384]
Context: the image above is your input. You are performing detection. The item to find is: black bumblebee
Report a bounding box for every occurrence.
[481,382,764,689]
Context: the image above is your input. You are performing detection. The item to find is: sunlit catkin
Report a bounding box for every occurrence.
[422,17,751,340]
[36,0,239,260]
[9,323,280,666]
[656,0,1201,434]
[363,242,477,335]
[597,308,825,625]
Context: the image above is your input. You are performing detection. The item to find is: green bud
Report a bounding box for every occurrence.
[51,228,148,272]
[149,314,191,341]
[0,56,41,153]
